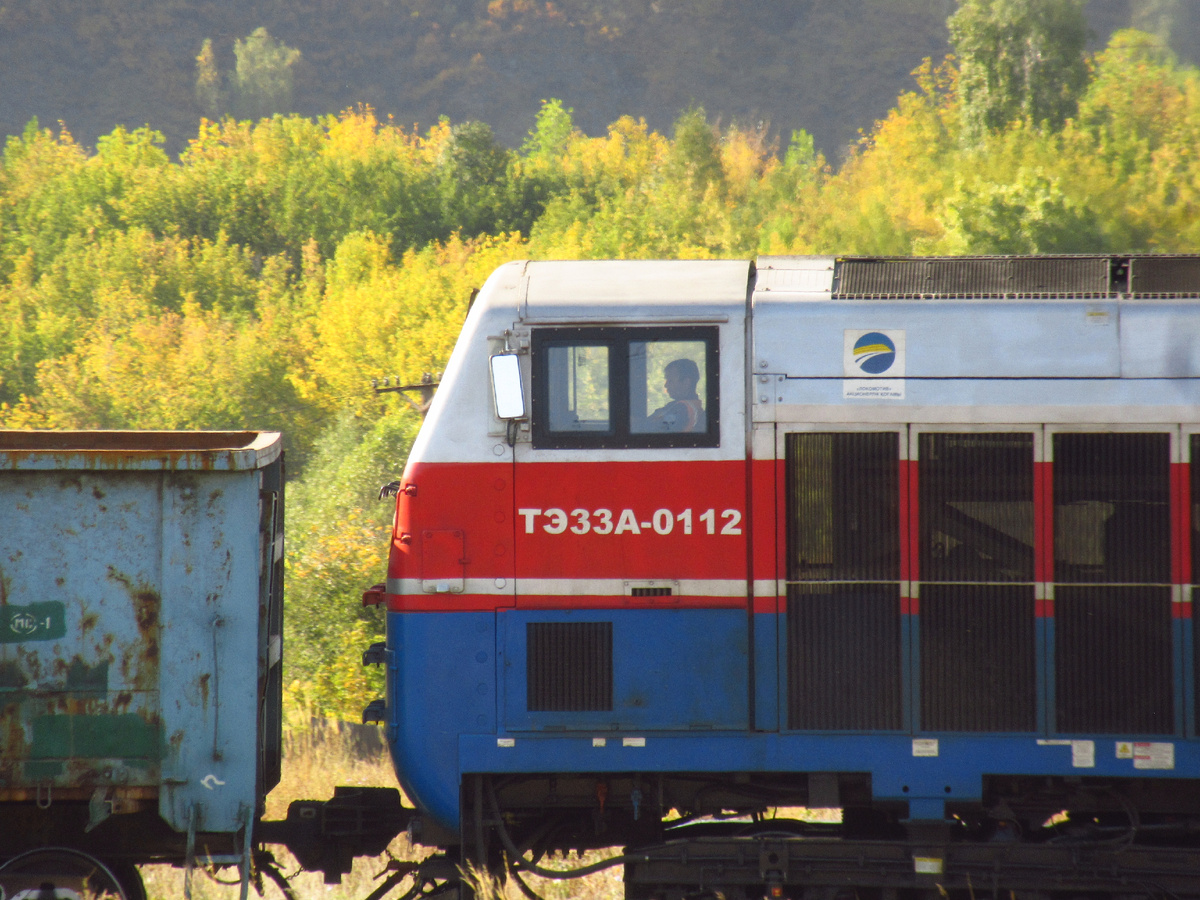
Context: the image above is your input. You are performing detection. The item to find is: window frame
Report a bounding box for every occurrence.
[531,326,720,450]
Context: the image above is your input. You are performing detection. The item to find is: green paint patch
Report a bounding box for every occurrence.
[23,759,65,779]
[0,660,29,688]
[64,659,109,693]
[30,713,161,760]
[0,601,66,643]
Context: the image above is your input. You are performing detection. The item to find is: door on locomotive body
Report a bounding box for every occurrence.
[906,424,1043,737]
[779,423,912,733]
[1187,425,1200,740]
[503,323,752,732]
[1041,422,1184,741]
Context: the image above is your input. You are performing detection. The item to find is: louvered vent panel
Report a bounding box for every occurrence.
[1009,256,1109,295]
[917,432,1035,583]
[1053,433,1170,584]
[926,258,1013,294]
[526,622,613,712]
[920,584,1036,732]
[836,257,1110,297]
[1055,587,1173,734]
[787,432,900,582]
[837,259,933,296]
[1192,435,1200,731]
[916,433,1036,732]
[787,584,902,731]
[1129,256,1200,295]
[785,431,902,731]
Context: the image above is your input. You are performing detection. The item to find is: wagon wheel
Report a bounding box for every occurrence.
[0,847,144,900]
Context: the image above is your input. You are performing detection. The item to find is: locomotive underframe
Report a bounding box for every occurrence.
[458,772,1200,899]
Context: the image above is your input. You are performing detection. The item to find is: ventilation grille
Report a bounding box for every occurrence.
[1193,435,1200,731]
[1055,587,1173,734]
[527,622,613,712]
[630,587,672,597]
[834,256,1111,298]
[1193,434,1200,590]
[786,585,902,731]
[920,584,1036,732]
[1053,432,1170,584]
[786,432,900,582]
[1129,256,1200,295]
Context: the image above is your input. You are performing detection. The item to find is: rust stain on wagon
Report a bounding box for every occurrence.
[104,567,160,694]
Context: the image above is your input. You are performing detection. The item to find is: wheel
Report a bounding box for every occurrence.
[0,847,143,899]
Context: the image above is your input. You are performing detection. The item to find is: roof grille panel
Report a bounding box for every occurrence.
[834,256,1111,298]
[1129,256,1200,295]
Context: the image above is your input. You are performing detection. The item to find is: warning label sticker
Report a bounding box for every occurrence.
[1071,740,1095,768]
[1133,742,1174,770]
[912,738,939,757]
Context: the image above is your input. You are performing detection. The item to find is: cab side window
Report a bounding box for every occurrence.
[545,344,611,434]
[630,339,709,435]
[532,327,718,449]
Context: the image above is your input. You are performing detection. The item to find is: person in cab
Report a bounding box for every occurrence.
[648,358,706,433]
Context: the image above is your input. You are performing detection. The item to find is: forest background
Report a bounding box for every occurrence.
[3,0,1200,719]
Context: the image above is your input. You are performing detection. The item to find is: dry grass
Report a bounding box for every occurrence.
[141,724,418,900]
[463,855,624,900]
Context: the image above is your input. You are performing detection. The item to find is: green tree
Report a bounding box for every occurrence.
[284,408,420,717]
[436,120,528,237]
[520,98,576,163]
[232,27,301,120]
[666,105,724,196]
[940,161,1104,254]
[949,0,1089,141]
[194,38,223,119]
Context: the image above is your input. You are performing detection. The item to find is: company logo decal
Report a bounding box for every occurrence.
[843,328,905,399]
[851,332,897,374]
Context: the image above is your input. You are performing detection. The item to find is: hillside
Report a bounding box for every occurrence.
[0,0,1182,157]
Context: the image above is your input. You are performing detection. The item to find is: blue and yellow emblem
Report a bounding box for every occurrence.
[852,332,897,374]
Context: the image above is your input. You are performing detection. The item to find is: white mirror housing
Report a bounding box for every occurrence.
[490,354,525,419]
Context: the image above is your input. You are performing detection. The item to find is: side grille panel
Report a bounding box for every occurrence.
[920,584,1036,732]
[787,432,900,582]
[916,432,1037,732]
[787,584,902,731]
[526,622,613,712]
[1053,432,1170,585]
[1051,431,1174,735]
[785,432,902,730]
[1055,586,1173,734]
[1194,434,1200,730]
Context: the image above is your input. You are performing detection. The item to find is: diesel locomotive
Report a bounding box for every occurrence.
[374,254,1200,898]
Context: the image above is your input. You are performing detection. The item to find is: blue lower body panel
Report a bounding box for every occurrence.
[387,610,1200,834]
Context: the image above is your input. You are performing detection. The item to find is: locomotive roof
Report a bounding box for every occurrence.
[500,256,1200,322]
[513,258,753,319]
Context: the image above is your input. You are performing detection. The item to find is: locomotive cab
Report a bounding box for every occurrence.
[382,260,759,838]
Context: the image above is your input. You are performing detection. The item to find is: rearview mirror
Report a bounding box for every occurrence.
[490,354,525,419]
